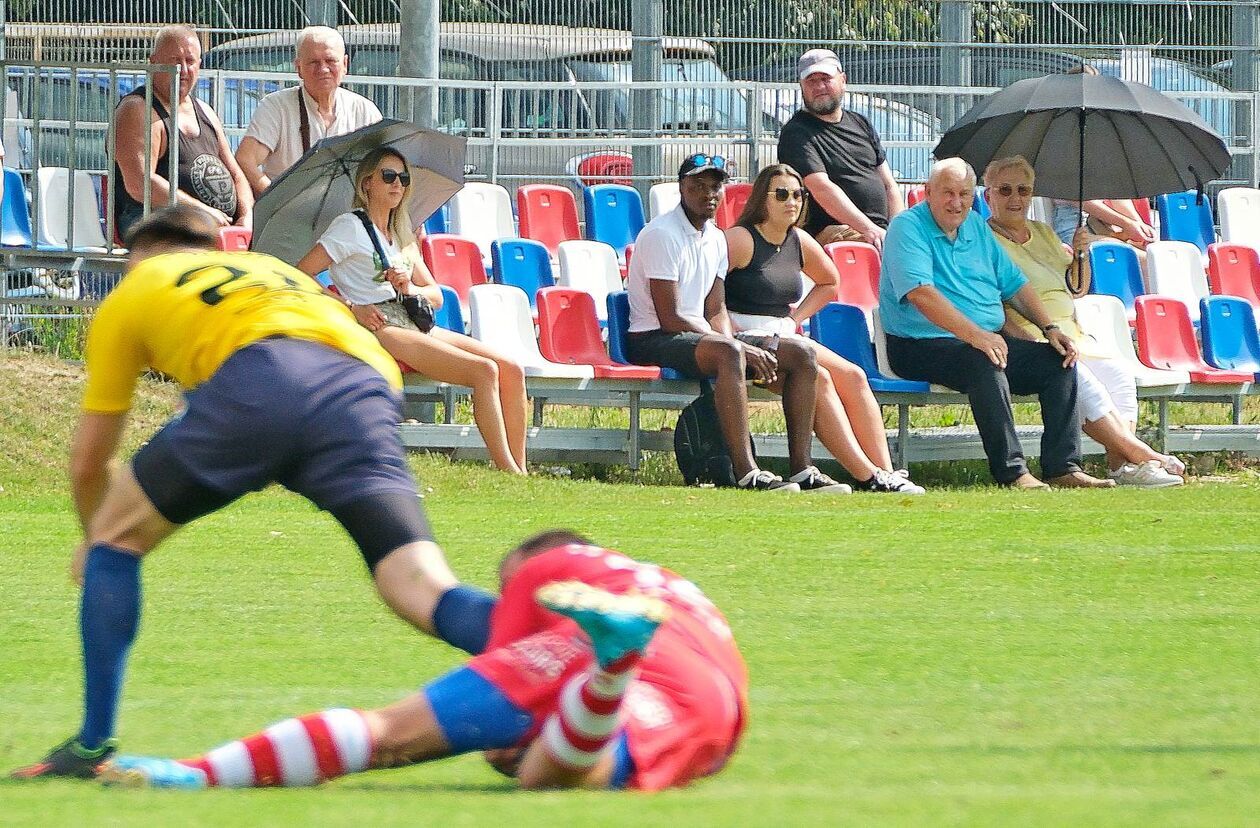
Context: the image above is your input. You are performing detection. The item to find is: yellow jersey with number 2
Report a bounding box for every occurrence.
[82,250,403,413]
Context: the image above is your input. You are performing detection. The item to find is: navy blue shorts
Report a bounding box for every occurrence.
[132,338,431,569]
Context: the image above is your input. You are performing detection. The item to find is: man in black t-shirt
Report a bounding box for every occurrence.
[777,49,904,251]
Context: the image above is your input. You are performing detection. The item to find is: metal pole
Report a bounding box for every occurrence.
[304,0,337,27]
[399,0,439,128]
[1233,0,1260,185]
[939,0,974,125]
[631,0,663,202]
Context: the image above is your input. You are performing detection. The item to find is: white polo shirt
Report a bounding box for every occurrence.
[627,204,728,333]
[244,86,382,180]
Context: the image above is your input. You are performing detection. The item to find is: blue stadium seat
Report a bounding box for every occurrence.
[606,290,684,380]
[971,186,991,219]
[1199,295,1260,377]
[433,284,465,333]
[811,302,930,392]
[583,184,645,260]
[1088,241,1145,321]
[423,202,450,236]
[490,238,554,308]
[1156,190,1215,255]
[1,167,33,247]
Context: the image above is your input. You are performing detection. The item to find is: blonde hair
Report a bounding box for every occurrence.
[982,156,1036,188]
[353,148,414,245]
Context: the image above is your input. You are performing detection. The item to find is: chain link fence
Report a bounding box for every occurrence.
[0,2,1252,78]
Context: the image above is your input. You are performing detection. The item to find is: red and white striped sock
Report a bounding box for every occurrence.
[178,708,373,787]
[540,652,640,770]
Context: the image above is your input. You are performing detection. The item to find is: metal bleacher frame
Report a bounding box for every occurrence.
[399,374,1258,471]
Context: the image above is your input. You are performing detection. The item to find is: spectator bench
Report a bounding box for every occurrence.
[400,373,1259,471]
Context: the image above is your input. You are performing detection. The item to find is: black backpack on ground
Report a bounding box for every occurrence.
[674,383,755,487]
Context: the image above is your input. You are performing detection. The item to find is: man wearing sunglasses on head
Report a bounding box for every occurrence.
[626,155,832,493]
[777,49,904,252]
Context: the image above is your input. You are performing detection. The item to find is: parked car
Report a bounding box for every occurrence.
[5,65,267,171]
[1092,57,1238,143]
[730,46,1087,124]
[758,88,940,182]
[206,23,779,187]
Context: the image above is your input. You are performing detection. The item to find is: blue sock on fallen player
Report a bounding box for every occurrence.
[77,543,142,750]
[432,585,496,655]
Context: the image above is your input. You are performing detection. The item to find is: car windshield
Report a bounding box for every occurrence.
[570,58,748,131]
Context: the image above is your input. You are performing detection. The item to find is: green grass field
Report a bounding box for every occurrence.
[2,352,1259,826]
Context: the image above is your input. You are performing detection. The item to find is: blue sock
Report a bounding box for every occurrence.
[77,543,142,750]
[431,585,497,655]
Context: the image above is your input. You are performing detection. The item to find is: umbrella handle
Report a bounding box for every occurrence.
[1189,164,1206,206]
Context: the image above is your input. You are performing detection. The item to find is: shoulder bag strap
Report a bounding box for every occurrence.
[298,89,312,154]
[353,208,391,270]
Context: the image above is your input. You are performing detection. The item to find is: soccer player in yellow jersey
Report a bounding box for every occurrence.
[12,205,500,780]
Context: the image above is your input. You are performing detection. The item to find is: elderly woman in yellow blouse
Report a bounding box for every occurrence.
[982,156,1184,487]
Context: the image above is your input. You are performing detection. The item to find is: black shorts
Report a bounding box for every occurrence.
[626,330,782,380]
[131,338,432,570]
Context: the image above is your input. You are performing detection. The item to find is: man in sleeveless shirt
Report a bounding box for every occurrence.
[235,26,382,197]
[777,49,904,252]
[112,25,253,238]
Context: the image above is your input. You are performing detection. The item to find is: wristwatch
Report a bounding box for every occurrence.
[1042,324,1060,333]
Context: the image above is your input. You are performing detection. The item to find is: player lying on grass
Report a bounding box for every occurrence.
[100,531,749,791]
[11,205,496,781]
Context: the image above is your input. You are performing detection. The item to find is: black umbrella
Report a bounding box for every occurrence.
[933,73,1231,202]
[251,118,466,264]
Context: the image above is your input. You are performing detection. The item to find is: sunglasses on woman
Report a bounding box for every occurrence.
[772,187,806,202]
[995,184,1033,197]
[379,169,411,186]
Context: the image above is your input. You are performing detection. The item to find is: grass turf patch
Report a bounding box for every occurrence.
[2,352,1258,824]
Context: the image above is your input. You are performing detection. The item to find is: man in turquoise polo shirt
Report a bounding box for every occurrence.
[877,158,1112,489]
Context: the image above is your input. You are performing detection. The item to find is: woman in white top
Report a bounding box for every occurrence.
[724,164,924,494]
[297,148,528,474]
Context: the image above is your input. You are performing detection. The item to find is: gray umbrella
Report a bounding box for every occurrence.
[251,118,466,264]
[933,73,1231,201]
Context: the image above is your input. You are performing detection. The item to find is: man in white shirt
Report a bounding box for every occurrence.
[626,155,846,494]
[235,26,382,195]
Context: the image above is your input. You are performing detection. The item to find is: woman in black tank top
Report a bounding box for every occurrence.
[723,164,925,494]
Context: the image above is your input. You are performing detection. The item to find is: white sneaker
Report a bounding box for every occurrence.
[1160,454,1186,476]
[1108,460,1184,488]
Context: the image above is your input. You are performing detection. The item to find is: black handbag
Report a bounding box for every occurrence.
[352,209,436,333]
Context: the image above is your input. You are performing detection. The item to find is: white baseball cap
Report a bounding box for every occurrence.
[797,49,844,81]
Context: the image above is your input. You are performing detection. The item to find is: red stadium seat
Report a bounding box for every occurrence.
[536,287,660,379]
[421,234,487,311]
[1133,295,1253,383]
[715,182,753,230]
[824,241,881,312]
[217,226,252,251]
[517,184,580,257]
[574,153,633,188]
[905,184,926,207]
[1207,242,1260,310]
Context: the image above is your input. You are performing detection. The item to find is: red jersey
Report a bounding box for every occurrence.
[469,543,748,790]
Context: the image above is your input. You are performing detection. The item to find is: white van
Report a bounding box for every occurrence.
[205,23,774,185]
